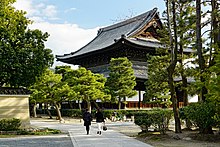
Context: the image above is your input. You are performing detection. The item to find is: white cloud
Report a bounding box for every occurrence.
[29,22,98,67]
[14,0,59,22]
[65,7,77,13]
[14,0,99,68]
[13,0,36,16]
[43,5,57,19]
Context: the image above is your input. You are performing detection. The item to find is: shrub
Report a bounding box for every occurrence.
[134,111,151,132]
[134,109,172,134]
[150,109,172,134]
[183,102,216,134]
[0,118,21,131]
[102,110,114,119]
[61,109,82,118]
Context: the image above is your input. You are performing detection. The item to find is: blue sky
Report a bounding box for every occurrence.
[14,0,166,67]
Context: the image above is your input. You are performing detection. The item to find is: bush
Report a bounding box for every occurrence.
[102,110,114,119]
[134,111,151,132]
[0,118,21,131]
[61,109,82,118]
[183,102,216,134]
[134,109,172,134]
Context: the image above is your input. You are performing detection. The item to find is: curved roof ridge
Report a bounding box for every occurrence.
[127,8,158,37]
[98,7,158,34]
[65,29,103,57]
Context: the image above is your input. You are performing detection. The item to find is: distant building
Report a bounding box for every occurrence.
[56,8,193,109]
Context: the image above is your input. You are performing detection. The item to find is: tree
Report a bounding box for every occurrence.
[177,0,196,107]
[188,0,220,134]
[144,53,171,108]
[165,0,182,133]
[145,1,196,109]
[206,52,220,130]
[64,67,110,112]
[30,69,74,120]
[106,57,137,109]
[195,0,207,102]
[193,0,220,102]
[0,0,53,87]
[29,85,46,118]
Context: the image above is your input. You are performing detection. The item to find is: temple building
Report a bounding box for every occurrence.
[56,8,193,109]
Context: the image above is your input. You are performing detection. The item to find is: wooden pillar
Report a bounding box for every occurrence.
[138,90,141,109]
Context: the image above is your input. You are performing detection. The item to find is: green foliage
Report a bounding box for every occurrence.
[100,110,114,119]
[64,67,111,103]
[30,69,75,104]
[134,109,173,134]
[145,0,196,106]
[40,109,137,120]
[0,0,54,87]
[144,53,171,107]
[0,118,21,131]
[106,57,137,103]
[61,109,82,118]
[134,111,152,132]
[29,68,77,119]
[183,102,216,133]
[17,128,61,135]
[55,66,72,80]
[205,51,220,128]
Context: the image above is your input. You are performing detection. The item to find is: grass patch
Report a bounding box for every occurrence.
[0,128,61,138]
[0,134,17,138]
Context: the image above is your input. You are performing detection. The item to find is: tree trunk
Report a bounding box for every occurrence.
[46,109,53,119]
[168,67,182,133]
[69,101,73,109]
[179,33,188,107]
[118,97,121,110]
[212,0,220,48]
[78,100,82,111]
[93,101,100,109]
[166,0,182,133]
[195,0,213,134]
[54,102,62,121]
[209,0,220,66]
[87,101,92,113]
[196,0,207,102]
[45,102,53,119]
[33,103,37,118]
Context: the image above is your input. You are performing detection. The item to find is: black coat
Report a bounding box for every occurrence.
[83,111,92,126]
[95,111,104,122]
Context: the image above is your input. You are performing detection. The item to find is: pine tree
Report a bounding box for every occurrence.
[64,67,110,112]
[106,57,137,109]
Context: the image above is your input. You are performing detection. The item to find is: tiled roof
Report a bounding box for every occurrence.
[0,87,32,95]
[56,8,159,61]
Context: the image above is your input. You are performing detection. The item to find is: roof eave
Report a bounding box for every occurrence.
[127,8,159,37]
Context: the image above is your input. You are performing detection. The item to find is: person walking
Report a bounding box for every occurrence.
[95,108,105,135]
[82,108,92,135]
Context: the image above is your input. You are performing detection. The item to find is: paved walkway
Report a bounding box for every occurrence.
[31,119,153,147]
[68,123,152,147]
[0,119,153,147]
